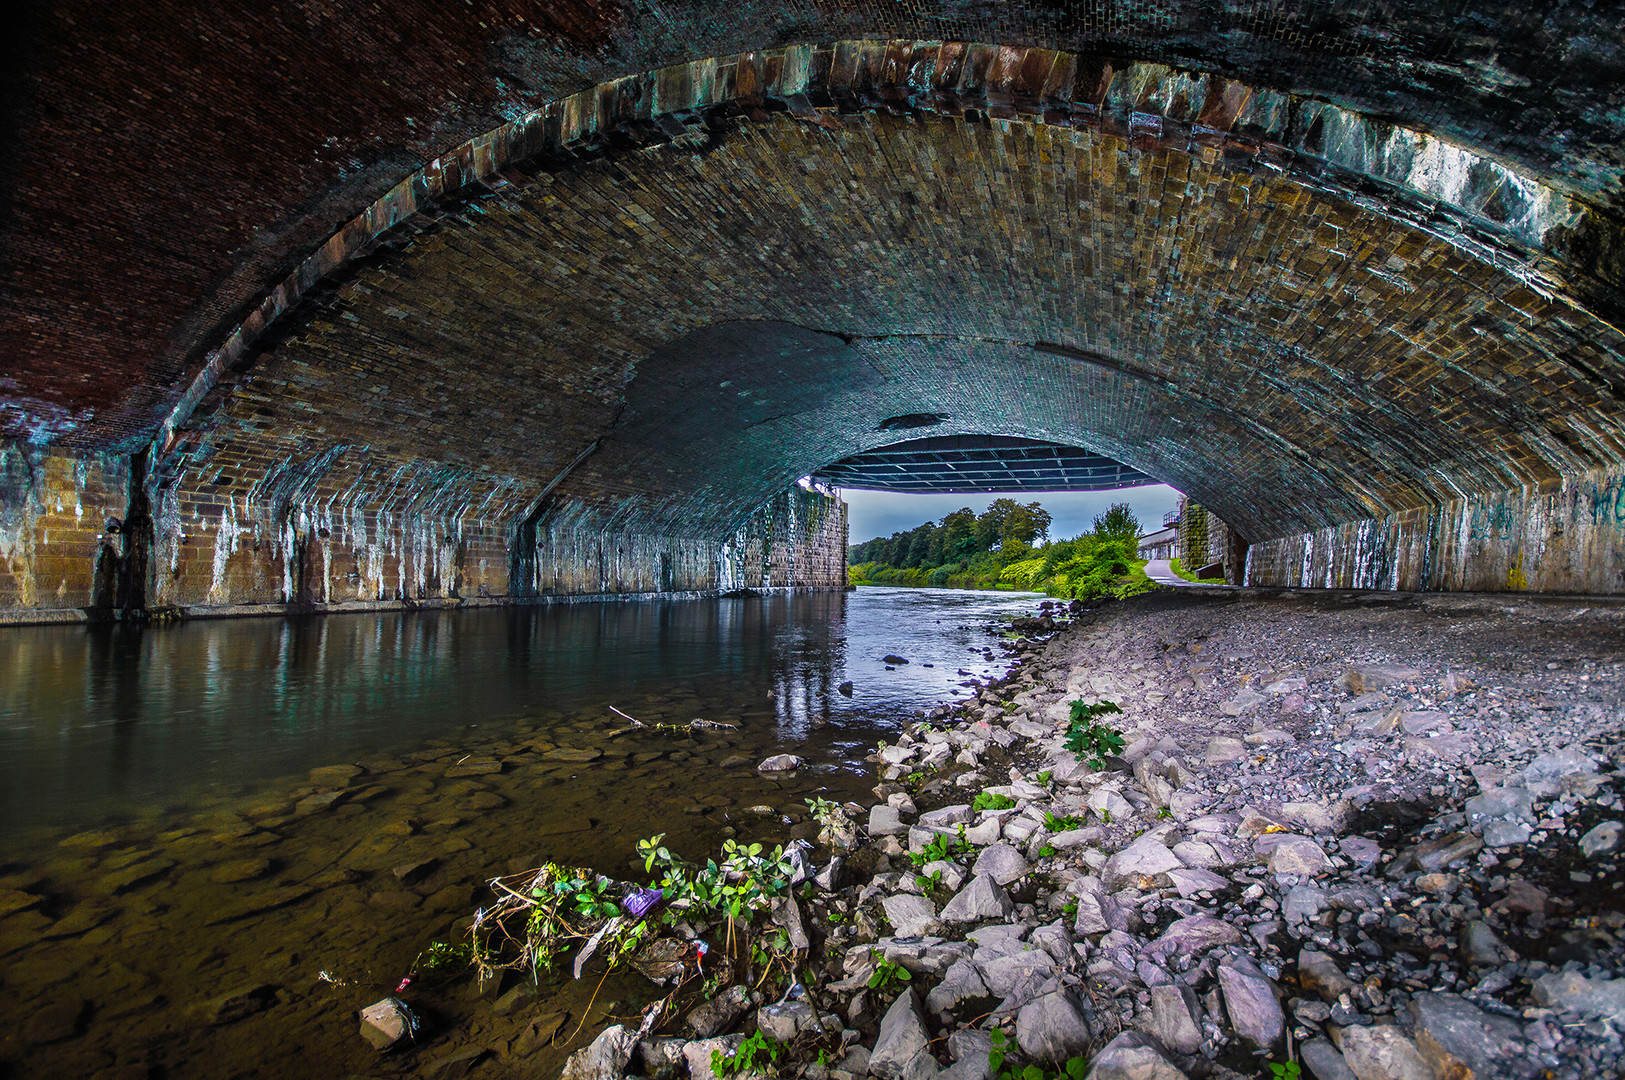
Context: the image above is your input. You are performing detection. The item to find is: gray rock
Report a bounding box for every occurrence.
[688,985,750,1038]
[963,817,1002,846]
[938,1053,993,1080]
[1103,835,1182,890]
[1016,991,1095,1064]
[1389,832,1482,875]
[1217,956,1283,1050]
[920,805,975,828]
[1344,664,1420,693]
[925,958,991,1015]
[1283,884,1329,922]
[1404,732,1474,763]
[757,754,804,772]
[1580,820,1622,858]
[1072,888,1118,936]
[1221,689,1267,716]
[1027,921,1073,964]
[1459,921,1514,967]
[1298,950,1355,1003]
[1149,984,1203,1055]
[1338,836,1381,868]
[1531,970,1625,1023]
[1334,1024,1432,1080]
[836,1045,871,1080]
[1280,800,1340,831]
[1082,1031,1186,1080]
[1481,819,1532,847]
[972,844,1030,886]
[1399,710,1450,735]
[870,806,907,837]
[1299,1038,1357,1080]
[815,857,846,891]
[757,999,818,1042]
[1165,867,1228,898]
[1464,787,1536,824]
[1408,992,1537,1080]
[1204,737,1246,765]
[1144,914,1241,961]
[869,989,938,1080]
[979,950,1055,998]
[637,1037,688,1078]
[561,1025,637,1080]
[1265,835,1330,876]
[966,923,1029,957]
[1522,748,1598,796]
[683,1035,744,1080]
[1047,827,1103,851]
[922,859,966,892]
[883,894,942,938]
[947,1029,993,1064]
[358,997,418,1051]
[941,875,1014,924]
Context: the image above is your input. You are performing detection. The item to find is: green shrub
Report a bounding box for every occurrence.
[1064,700,1125,770]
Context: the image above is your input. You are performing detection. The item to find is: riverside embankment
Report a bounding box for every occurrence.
[481,588,1625,1080]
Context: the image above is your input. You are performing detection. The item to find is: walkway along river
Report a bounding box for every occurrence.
[0,587,1040,1078]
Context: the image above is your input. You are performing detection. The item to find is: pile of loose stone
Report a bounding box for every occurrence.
[553,589,1625,1080]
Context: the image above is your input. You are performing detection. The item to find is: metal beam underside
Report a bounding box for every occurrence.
[816,435,1154,493]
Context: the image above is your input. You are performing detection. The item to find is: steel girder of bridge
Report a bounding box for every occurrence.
[815,435,1153,493]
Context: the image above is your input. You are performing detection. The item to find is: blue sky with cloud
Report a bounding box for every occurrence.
[840,483,1183,545]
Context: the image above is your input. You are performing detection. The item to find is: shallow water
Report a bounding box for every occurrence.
[0,586,1038,1079]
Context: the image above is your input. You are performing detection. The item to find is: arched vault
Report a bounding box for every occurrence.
[3,14,1625,611]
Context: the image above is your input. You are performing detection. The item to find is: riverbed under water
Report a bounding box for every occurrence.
[0,586,1040,1079]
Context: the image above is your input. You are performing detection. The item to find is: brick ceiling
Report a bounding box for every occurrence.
[2,3,1623,542]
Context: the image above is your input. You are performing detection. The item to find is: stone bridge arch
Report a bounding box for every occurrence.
[3,13,1624,616]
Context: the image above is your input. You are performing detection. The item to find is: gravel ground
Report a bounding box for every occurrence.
[560,587,1625,1080]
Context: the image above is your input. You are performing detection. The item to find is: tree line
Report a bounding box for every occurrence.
[848,500,1156,600]
[846,498,1054,569]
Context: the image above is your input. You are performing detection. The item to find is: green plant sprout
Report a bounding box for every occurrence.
[712,1030,785,1077]
[1064,699,1125,770]
[989,1027,1087,1080]
[867,949,913,991]
[1043,810,1083,831]
[909,831,968,867]
[973,791,1017,812]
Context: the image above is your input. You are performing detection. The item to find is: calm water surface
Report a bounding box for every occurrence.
[0,587,1037,844]
[0,586,1042,1079]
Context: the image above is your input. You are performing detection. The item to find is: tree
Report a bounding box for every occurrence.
[1001,501,1052,551]
[940,508,978,560]
[905,524,933,568]
[1092,502,1141,541]
[975,499,1016,551]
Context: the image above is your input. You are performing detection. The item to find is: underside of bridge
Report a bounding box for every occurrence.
[2,2,1624,618]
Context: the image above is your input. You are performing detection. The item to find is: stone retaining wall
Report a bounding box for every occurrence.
[0,449,847,624]
[1245,465,1625,595]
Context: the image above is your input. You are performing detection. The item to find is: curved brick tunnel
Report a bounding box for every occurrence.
[2,5,1625,616]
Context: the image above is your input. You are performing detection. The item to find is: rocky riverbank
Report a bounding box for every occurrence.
[458,587,1625,1080]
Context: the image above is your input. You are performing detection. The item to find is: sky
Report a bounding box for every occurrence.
[839,483,1184,545]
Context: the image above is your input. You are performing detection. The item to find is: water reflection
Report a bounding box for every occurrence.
[0,587,1037,842]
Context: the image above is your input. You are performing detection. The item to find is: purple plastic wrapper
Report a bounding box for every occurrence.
[623,887,663,918]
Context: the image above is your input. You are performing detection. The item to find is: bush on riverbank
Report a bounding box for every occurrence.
[850,502,1160,601]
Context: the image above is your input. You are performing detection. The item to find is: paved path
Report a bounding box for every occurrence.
[1144,559,1224,587]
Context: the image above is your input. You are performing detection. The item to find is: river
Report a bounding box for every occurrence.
[0,586,1041,1078]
